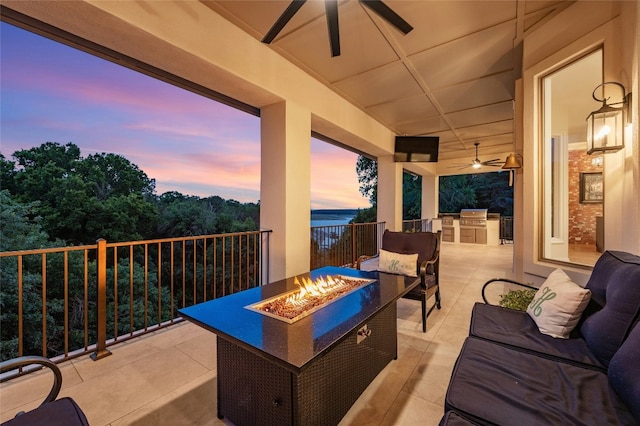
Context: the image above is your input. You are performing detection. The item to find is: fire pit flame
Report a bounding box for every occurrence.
[246,274,375,323]
[286,276,346,306]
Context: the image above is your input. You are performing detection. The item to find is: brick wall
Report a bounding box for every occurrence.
[568,150,603,245]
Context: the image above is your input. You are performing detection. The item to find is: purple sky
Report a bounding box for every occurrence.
[0,22,370,210]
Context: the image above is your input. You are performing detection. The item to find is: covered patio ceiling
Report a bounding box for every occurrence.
[202,0,574,161]
[2,0,579,165]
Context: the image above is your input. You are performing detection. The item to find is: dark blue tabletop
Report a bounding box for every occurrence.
[179,266,419,373]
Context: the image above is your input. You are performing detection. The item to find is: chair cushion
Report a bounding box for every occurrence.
[378,249,418,277]
[608,323,640,423]
[445,337,636,425]
[525,268,591,339]
[581,251,640,367]
[469,303,604,369]
[2,397,89,426]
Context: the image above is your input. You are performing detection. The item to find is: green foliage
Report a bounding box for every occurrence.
[355,156,423,220]
[499,289,536,311]
[1,141,263,361]
[439,173,513,215]
[351,207,377,224]
[356,156,377,205]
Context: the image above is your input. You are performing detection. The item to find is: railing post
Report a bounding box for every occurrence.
[350,223,357,267]
[91,238,112,361]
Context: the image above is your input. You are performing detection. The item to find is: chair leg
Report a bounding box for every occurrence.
[421,296,427,333]
[435,286,442,309]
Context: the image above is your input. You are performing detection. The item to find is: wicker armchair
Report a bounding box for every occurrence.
[0,356,89,426]
[357,230,441,332]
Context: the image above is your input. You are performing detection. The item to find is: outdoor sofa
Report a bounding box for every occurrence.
[441,250,640,425]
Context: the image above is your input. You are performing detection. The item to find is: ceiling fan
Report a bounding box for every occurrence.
[262,0,413,57]
[448,143,504,170]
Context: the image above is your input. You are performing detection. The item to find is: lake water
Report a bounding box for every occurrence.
[311,218,354,227]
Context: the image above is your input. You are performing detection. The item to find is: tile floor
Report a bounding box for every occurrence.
[0,242,517,425]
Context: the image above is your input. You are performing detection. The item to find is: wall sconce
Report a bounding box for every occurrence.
[502,153,522,186]
[586,82,631,155]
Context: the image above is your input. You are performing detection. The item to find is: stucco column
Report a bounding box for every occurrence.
[377,156,403,231]
[421,174,438,220]
[260,101,311,282]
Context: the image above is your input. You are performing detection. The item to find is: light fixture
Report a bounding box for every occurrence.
[502,153,522,187]
[501,153,522,170]
[586,82,631,155]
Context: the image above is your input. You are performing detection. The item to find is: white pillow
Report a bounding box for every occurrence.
[378,249,418,277]
[526,268,591,339]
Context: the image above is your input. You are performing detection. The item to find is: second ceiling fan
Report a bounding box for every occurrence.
[448,143,504,170]
[262,0,413,57]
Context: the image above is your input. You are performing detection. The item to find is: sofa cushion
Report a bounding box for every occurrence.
[581,251,640,367]
[445,337,636,425]
[608,324,640,423]
[469,302,604,369]
[378,249,418,277]
[526,268,591,339]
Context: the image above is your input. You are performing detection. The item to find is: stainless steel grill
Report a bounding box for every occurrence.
[460,209,488,244]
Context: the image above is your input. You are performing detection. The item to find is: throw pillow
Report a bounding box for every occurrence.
[526,268,591,339]
[378,249,418,277]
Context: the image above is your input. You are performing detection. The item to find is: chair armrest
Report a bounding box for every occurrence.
[481,278,537,304]
[356,254,378,270]
[0,356,62,407]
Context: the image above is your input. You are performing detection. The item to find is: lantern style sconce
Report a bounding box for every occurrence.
[586,82,631,155]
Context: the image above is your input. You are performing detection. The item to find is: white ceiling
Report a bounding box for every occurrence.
[202,0,575,161]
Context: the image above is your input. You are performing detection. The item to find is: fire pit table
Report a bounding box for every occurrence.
[179,266,420,426]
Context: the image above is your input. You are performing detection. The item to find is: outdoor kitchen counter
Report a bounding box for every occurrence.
[179,266,420,374]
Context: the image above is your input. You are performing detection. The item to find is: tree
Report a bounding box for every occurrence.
[438,174,477,213]
[356,156,377,205]
[5,142,159,244]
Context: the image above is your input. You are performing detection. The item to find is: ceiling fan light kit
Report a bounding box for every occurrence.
[448,142,503,170]
[262,0,413,57]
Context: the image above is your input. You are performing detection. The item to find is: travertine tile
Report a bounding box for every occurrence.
[2,244,515,426]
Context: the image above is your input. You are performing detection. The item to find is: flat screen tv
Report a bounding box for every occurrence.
[394,136,439,162]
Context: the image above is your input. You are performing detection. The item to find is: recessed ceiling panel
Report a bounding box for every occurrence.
[388,1,517,56]
[456,120,514,142]
[431,71,515,113]
[366,94,438,126]
[445,101,513,128]
[410,21,516,90]
[393,115,451,136]
[334,62,423,107]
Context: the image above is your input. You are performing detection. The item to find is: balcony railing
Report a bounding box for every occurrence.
[311,222,385,270]
[1,220,428,366]
[0,230,271,363]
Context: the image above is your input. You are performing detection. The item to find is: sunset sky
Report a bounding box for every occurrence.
[0,22,370,210]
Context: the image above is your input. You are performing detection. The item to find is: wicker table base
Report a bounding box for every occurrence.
[217,302,397,426]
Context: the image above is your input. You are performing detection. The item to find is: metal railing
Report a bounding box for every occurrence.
[0,230,271,363]
[500,216,514,244]
[402,218,433,233]
[310,222,385,269]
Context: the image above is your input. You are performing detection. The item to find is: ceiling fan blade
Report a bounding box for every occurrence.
[262,0,307,44]
[359,0,413,34]
[325,0,341,57]
[481,159,502,165]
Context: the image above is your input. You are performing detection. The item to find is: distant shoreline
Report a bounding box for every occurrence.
[311,209,359,221]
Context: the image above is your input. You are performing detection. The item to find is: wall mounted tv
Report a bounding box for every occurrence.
[394,136,439,162]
